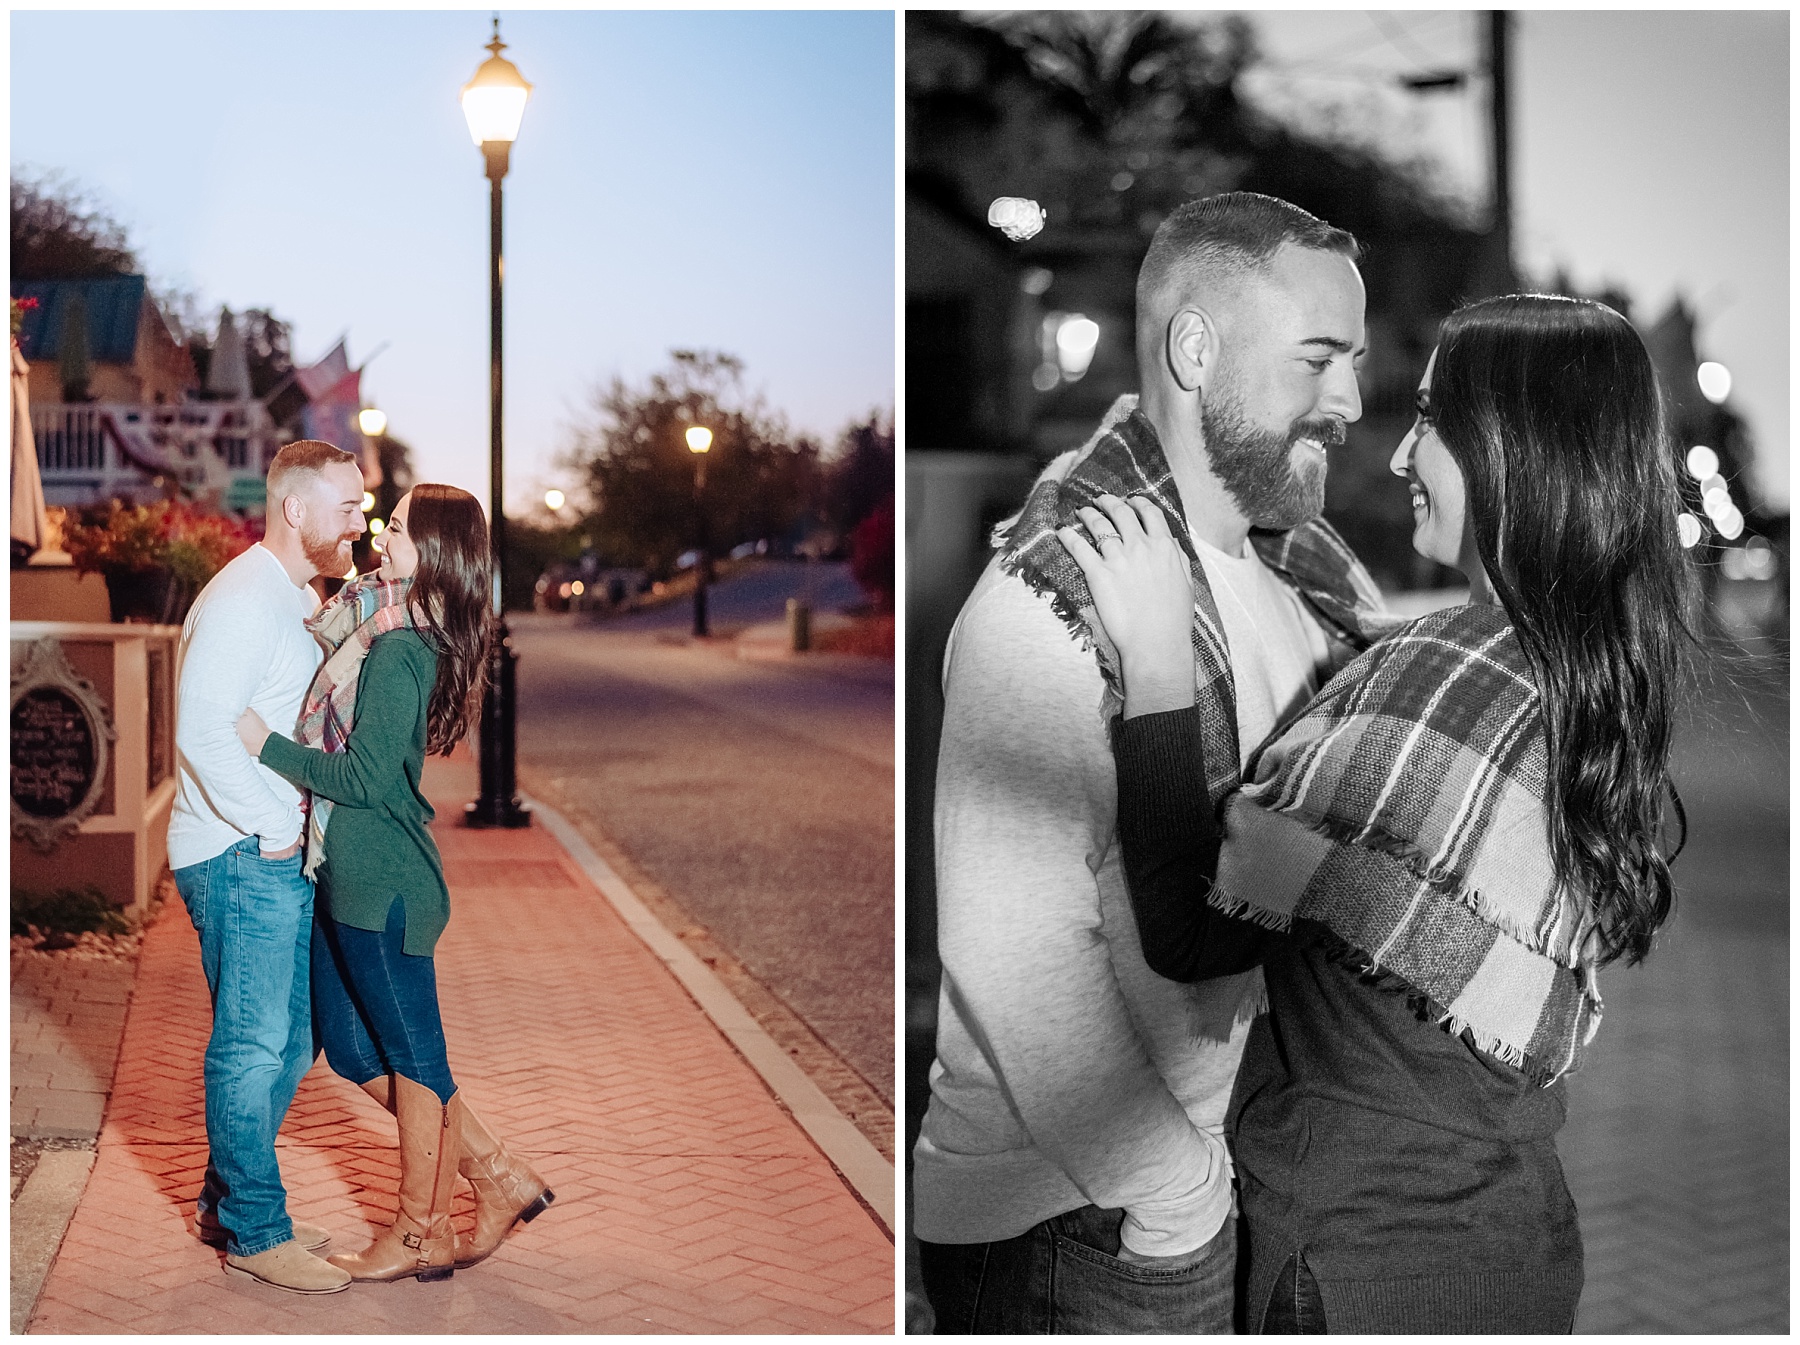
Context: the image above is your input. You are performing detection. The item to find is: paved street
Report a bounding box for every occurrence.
[22,751,893,1334]
[509,561,895,1108]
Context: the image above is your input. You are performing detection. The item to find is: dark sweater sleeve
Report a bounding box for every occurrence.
[1111,706,1277,982]
[259,635,426,809]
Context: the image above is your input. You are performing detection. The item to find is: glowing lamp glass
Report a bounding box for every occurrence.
[357,408,388,438]
[685,426,713,454]
[461,77,531,146]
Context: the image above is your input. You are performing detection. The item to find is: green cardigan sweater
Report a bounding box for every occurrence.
[259,629,450,956]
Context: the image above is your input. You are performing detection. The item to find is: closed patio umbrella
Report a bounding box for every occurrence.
[11,338,50,560]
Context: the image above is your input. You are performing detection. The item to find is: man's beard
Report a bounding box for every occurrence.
[300,522,355,577]
[1199,379,1342,531]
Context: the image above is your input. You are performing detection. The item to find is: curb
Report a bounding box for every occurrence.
[526,795,897,1234]
[10,1147,96,1333]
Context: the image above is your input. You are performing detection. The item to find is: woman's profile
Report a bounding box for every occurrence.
[1059,293,1697,1333]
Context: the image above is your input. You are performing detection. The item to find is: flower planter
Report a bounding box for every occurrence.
[104,569,191,625]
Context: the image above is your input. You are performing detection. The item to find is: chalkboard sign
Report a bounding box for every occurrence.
[12,687,99,817]
[11,640,115,852]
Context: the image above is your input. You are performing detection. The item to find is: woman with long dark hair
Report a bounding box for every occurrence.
[1057,294,1695,1332]
[238,483,553,1284]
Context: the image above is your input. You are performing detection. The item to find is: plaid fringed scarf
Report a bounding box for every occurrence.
[1214,602,1604,1083]
[995,394,1397,807]
[293,574,424,879]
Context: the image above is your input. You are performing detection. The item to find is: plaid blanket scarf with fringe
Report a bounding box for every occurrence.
[1214,601,1603,1083]
[995,394,1397,808]
[293,574,424,880]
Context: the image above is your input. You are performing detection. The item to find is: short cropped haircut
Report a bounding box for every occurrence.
[266,439,358,506]
[1136,191,1360,314]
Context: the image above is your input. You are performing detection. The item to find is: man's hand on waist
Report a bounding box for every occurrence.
[259,838,301,860]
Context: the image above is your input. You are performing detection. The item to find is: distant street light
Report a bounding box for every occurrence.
[357,407,388,438]
[687,425,713,637]
[1697,361,1732,404]
[544,488,565,513]
[461,16,533,831]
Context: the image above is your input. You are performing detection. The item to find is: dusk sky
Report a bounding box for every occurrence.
[11,9,895,516]
[1241,9,1788,507]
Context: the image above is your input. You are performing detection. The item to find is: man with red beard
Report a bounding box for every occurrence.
[169,439,366,1293]
[915,193,1394,1332]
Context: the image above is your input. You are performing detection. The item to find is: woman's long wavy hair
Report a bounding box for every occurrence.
[403,484,494,757]
[1430,294,1699,967]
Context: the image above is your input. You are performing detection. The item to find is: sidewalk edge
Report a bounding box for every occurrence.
[524,795,897,1234]
[10,1147,96,1333]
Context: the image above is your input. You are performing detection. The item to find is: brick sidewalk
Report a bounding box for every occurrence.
[24,756,894,1334]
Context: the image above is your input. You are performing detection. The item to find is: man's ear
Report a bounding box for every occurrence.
[281,492,306,530]
[1167,307,1216,393]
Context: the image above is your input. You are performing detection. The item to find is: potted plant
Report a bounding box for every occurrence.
[63,499,256,624]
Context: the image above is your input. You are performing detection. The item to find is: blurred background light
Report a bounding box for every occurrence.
[369,517,386,535]
[1053,315,1100,381]
[1686,445,1719,479]
[1717,506,1745,540]
[1677,512,1704,548]
[1697,361,1732,404]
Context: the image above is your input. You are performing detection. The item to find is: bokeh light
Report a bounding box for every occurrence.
[1696,361,1732,404]
[1677,512,1703,548]
[1686,445,1719,480]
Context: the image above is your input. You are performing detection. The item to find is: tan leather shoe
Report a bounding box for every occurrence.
[197,1209,331,1253]
[223,1239,352,1294]
[330,1076,462,1283]
[356,1075,554,1270]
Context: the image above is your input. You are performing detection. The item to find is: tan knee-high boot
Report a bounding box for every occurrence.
[453,1105,554,1268]
[331,1075,461,1282]
[356,1075,554,1269]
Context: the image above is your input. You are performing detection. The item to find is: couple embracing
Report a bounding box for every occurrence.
[167,440,553,1294]
[916,193,1693,1333]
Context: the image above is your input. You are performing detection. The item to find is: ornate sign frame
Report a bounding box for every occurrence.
[11,638,117,853]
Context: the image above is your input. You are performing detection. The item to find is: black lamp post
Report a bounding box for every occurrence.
[685,424,713,637]
[461,18,532,829]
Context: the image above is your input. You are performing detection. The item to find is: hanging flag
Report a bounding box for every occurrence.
[295,339,351,402]
[298,364,382,489]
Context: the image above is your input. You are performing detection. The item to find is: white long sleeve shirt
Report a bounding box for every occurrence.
[167,543,322,869]
[914,555,1264,1260]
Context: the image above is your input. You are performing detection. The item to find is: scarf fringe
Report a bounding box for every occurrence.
[1244,806,1591,971]
[1308,921,1574,1088]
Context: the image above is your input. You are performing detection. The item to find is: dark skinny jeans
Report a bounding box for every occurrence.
[312,895,457,1104]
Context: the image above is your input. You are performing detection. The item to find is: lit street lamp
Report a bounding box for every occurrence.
[461,17,533,830]
[686,424,713,637]
[544,488,565,513]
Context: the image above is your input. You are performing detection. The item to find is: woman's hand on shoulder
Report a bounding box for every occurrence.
[1056,493,1197,718]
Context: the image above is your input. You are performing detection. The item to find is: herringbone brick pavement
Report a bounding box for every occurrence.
[25,756,894,1333]
[1559,662,1787,1334]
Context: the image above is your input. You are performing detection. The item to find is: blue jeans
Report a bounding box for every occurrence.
[311,895,456,1104]
[173,835,316,1257]
[919,1206,1237,1334]
[1261,1252,1327,1333]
